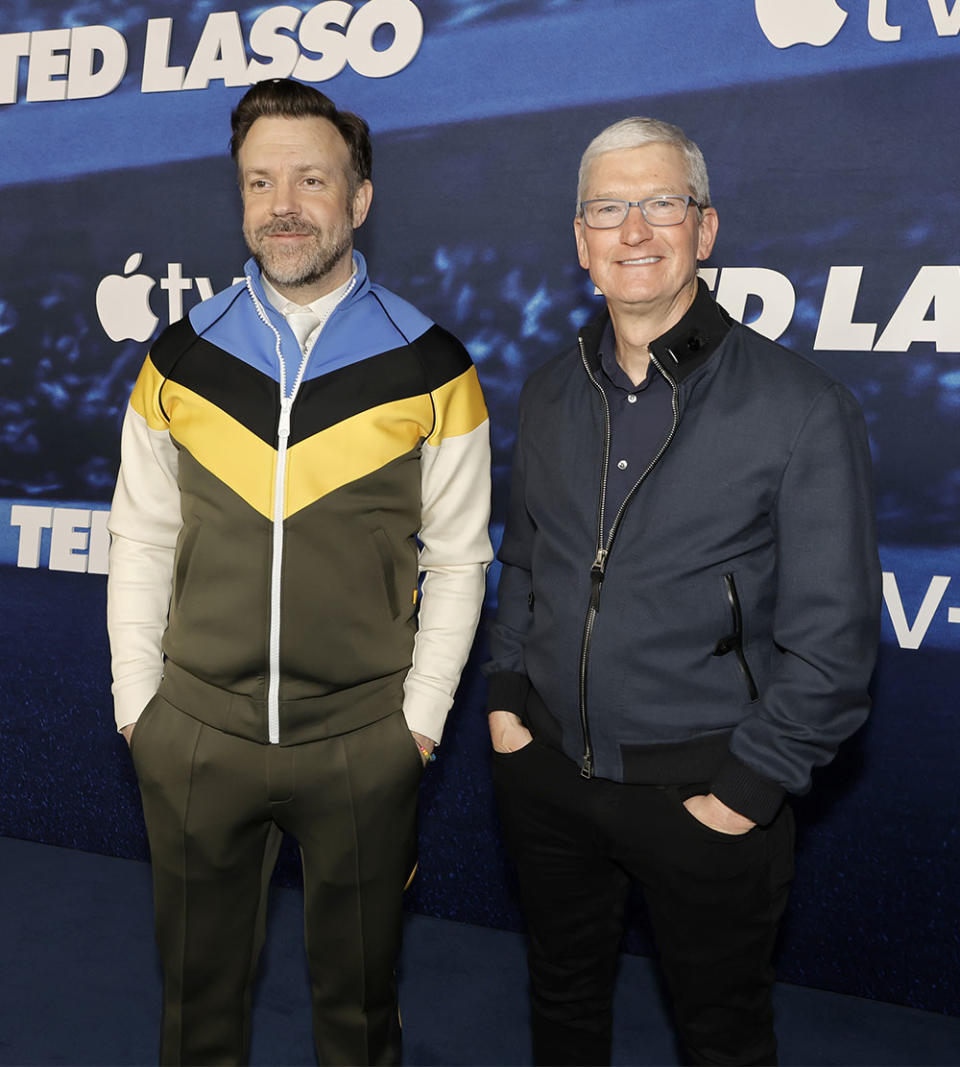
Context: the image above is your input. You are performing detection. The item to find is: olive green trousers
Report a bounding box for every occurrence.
[131,695,422,1066]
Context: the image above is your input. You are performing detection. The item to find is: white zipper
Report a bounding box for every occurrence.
[246,281,305,744]
[266,394,292,742]
[246,274,357,744]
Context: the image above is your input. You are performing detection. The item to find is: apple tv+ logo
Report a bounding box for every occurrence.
[95,254,242,343]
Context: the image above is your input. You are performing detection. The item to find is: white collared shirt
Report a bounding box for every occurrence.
[261,263,357,354]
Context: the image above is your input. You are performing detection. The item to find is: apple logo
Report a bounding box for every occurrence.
[755,0,848,48]
[95,252,159,342]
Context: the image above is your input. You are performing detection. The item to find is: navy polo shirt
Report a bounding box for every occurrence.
[597,320,674,536]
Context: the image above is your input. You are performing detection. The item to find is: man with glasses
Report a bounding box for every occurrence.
[486,117,880,1065]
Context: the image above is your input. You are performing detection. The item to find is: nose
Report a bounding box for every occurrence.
[620,203,653,244]
[268,177,300,217]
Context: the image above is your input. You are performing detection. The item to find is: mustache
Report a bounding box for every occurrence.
[256,218,321,238]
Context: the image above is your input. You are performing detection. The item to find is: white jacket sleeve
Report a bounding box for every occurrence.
[106,361,182,731]
[402,364,493,743]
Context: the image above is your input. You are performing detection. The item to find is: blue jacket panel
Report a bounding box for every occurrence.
[189,253,434,385]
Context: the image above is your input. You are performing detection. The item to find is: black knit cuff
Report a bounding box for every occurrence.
[709,753,785,827]
[486,670,530,718]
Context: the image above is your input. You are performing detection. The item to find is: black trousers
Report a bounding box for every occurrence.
[493,740,794,1067]
[131,696,422,1066]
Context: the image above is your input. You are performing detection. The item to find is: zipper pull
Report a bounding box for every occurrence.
[589,548,607,612]
[278,397,292,442]
[580,752,593,779]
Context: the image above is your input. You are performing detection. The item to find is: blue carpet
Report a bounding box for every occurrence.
[0,837,957,1065]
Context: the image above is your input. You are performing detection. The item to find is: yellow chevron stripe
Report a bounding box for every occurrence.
[162,380,276,518]
[427,365,488,446]
[130,356,168,431]
[285,393,433,518]
[134,361,488,521]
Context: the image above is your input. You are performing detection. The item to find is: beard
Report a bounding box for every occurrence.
[244,215,353,295]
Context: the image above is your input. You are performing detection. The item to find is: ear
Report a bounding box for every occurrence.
[574,215,590,270]
[696,206,719,262]
[352,180,373,228]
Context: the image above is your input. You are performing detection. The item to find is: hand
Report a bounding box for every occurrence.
[411,730,435,766]
[683,793,756,835]
[488,710,533,754]
[120,723,135,747]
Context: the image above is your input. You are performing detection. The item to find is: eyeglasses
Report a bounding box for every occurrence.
[579,195,703,229]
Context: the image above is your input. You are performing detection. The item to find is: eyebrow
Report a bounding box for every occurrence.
[589,189,686,199]
[243,163,334,180]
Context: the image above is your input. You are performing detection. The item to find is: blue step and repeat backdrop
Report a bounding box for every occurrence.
[1,0,958,1016]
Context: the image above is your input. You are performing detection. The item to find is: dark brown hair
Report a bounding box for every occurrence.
[230,78,372,190]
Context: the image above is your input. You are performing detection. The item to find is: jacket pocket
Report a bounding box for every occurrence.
[372,527,401,622]
[713,573,759,703]
[172,517,201,603]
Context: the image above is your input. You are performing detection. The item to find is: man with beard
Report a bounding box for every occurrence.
[107,79,492,1066]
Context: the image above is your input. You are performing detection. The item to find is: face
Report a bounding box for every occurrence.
[575,142,718,328]
[239,115,372,302]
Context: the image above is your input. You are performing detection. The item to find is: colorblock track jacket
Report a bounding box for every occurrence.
[108,253,492,746]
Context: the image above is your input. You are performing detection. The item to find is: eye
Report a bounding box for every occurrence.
[248,179,269,191]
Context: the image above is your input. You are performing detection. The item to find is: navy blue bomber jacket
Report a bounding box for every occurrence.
[485,282,881,825]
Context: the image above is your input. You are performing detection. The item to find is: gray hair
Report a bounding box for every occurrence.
[576,117,711,213]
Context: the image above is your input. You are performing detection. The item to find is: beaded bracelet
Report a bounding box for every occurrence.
[416,741,437,763]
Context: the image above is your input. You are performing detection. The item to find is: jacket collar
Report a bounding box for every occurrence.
[243,249,371,312]
[579,277,733,385]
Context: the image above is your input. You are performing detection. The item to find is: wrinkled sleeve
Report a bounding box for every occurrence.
[106,356,182,731]
[484,389,535,718]
[402,362,493,743]
[710,382,882,824]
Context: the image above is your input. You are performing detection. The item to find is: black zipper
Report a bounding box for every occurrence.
[714,573,759,702]
[575,337,680,778]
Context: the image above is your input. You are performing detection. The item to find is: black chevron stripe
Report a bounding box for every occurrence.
[150,320,473,447]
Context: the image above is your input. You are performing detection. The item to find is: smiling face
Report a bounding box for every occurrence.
[575,142,718,332]
[239,115,372,303]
